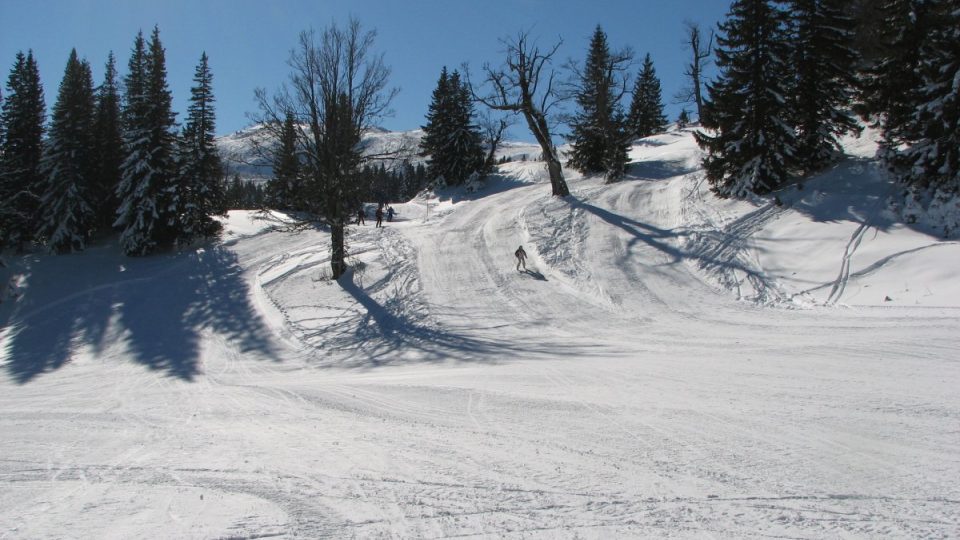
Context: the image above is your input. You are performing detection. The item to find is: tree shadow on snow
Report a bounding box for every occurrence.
[565,196,782,293]
[323,269,584,367]
[625,157,694,181]
[2,245,279,384]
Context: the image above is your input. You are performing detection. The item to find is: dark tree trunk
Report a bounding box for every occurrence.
[330,220,347,279]
[523,100,569,197]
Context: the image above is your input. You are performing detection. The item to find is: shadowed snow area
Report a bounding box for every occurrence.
[1,128,959,538]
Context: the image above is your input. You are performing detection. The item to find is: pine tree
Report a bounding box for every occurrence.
[858,0,933,147]
[115,27,178,255]
[790,0,861,174]
[0,51,45,251]
[176,52,224,242]
[37,49,97,253]
[695,0,797,198]
[420,67,483,185]
[268,110,300,210]
[92,52,123,232]
[445,71,484,184]
[627,53,668,138]
[678,109,691,129]
[566,25,631,181]
[896,1,959,193]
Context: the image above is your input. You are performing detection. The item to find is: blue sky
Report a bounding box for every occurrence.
[1,0,731,140]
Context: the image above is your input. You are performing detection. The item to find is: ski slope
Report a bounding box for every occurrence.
[2,129,959,538]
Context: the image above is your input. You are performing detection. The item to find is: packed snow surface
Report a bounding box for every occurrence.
[2,129,959,538]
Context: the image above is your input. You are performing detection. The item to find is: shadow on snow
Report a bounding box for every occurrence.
[2,244,279,384]
[315,269,587,368]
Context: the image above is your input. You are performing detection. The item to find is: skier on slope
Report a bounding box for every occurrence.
[515,245,527,271]
[375,205,384,228]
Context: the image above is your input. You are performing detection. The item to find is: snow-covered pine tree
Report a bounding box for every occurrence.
[678,109,690,129]
[695,0,797,198]
[896,1,959,194]
[627,53,668,139]
[92,52,123,232]
[567,25,631,181]
[0,50,45,251]
[420,67,451,184]
[445,70,484,185]
[176,52,224,243]
[268,110,301,210]
[115,28,178,255]
[858,0,933,149]
[420,67,484,186]
[790,0,861,175]
[37,49,97,253]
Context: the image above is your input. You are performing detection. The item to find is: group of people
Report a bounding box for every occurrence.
[356,204,395,228]
[354,203,531,273]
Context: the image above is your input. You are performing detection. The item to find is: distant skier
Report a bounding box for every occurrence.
[386,206,395,222]
[375,206,384,228]
[515,245,527,271]
[356,207,365,225]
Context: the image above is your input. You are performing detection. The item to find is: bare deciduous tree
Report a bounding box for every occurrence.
[468,31,570,197]
[674,21,713,124]
[254,18,397,279]
[478,111,512,175]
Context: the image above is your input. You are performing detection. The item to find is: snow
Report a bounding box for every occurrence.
[2,126,959,538]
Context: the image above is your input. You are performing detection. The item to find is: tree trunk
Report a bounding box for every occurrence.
[330,221,347,279]
[523,109,570,197]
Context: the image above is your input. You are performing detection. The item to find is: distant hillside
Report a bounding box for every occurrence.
[216,125,543,185]
[216,125,426,184]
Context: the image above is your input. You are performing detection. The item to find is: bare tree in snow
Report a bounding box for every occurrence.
[468,31,570,197]
[254,18,397,279]
[674,21,713,124]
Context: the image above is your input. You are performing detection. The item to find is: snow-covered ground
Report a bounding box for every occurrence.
[2,128,959,538]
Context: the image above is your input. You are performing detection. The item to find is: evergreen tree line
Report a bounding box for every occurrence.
[696,0,959,203]
[224,175,266,209]
[0,26,226,256]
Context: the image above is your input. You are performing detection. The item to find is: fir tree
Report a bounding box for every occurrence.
[37,49,97,253]
[896,1,959,193]
[420,67,483,185]
[176,52,225,242]
[858,0,934,147]
[678,109,691,129]
[115,27,178,255]
[268,110,300,210]
[0,51,45,251]
[627,53,668,139]
[420,67,452,183]
[92,52,123,232]
[790,0,861,174]
[695,0,797,198]
[445,71,485,184]
[566,25,631,181]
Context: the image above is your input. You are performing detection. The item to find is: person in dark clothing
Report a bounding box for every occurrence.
[515,245,527,271]
[386,206,395,222]
[356,207,365,225]
[375,206,384,228]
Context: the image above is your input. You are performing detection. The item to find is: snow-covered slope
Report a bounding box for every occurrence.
[2,127,959,538]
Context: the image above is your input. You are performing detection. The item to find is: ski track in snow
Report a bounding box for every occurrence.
[2,131,960,538]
